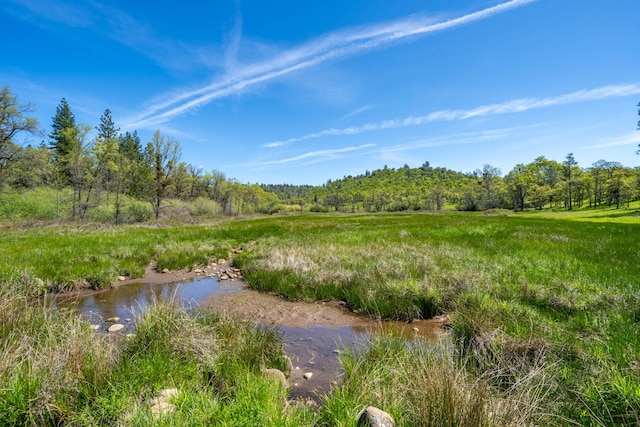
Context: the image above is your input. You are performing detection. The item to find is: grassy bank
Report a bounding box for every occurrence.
[0,281,550,426]
[1,211,639,424]
[0,284,315,426]
[234,213,640,424]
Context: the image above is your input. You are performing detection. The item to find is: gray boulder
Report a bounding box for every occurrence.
[261,368,288,388]
[357,406,396,427]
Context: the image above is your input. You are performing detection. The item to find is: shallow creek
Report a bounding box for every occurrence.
[56,274,447,400]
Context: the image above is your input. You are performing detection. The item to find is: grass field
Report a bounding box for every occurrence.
[1,209,639,425]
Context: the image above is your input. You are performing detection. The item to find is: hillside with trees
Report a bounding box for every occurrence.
[1,86,639,222]
[268,157,639,213]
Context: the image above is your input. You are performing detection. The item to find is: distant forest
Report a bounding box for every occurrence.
[261,158,639,213]
[1,86,639,222]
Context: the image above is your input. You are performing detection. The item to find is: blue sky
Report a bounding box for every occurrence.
[2,0,639,185]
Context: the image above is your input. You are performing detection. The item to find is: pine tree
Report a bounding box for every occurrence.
[49,98,76,159]
[49,98,77,183]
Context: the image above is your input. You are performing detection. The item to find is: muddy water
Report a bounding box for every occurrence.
[57,275,447,400]
[55,277,240,330]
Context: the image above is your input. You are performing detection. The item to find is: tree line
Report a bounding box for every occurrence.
[266,156,639,213]
[0,86,280,222]
[1,85,639,221]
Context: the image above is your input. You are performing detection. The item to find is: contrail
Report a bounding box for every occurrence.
[265,83,640,147]
[125,0,536,130]
[261,144,376,165]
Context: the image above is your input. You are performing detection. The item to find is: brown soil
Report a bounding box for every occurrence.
[62,259,449,401]
[118,262,204,286]
[201,285,448,337]
[118,259,449,336]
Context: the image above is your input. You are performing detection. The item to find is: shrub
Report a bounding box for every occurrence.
[121,200,153,223]
[189,197,221,217]
[0,187,72,220]
[87,204,114,223]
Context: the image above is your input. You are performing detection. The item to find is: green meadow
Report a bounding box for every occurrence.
[1,209,639,425]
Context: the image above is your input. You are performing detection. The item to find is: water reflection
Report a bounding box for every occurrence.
[56,277,444,400]
[56,277,240,328]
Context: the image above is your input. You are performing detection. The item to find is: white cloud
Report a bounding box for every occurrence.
[261,144,376,165]
[224,0,243,74]
[339,104,379,121]
[583,131,640,149]
[5,0,93,28]
[124,0,537,130]
[266,84,640,147]
[380,128,520,154]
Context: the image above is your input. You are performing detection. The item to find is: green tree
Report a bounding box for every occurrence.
[49,98,76,176]
[76,109,121,217]
[3,143,53,188]
[477,164,502,209]
[62,124,91,219]
[172,162,189,199]
[505,163,533,211]
[187,164,205,200]
[145,130,182,220]
[429,180,448,211]
[109,131,148,225]
[117,131,146,199]
[562,153,578,210]
[529,156,561,208]
[589,160,610,207]
[95,109,120,201]
[607,168,634,208]
[0,87,40,184]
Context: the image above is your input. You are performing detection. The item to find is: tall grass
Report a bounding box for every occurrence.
[233,213,640,424]
[0,225,242,291]
[0,289,116,425]
[319,332,552,426]
[2,212,639,423]
[0,284,314,426]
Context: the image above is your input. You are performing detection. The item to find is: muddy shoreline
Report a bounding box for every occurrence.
[119,261,449,333]
[59,260,448,400]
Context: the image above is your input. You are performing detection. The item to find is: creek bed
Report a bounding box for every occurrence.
[56,275,446,400]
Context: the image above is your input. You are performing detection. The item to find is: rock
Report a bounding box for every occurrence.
[108,323,125,333]
[158,388,180,399]
[106,317,120,323]
[303,372,313,380]
[217,259,226,264]
[125,318,132,322]
[90,324,101,331]
[357,406,395,427]
[413,327,419,332]
[262,368,288,388]
[194,268,202,274]
[220,274,229,281]
[151,401,176,417]
[161,268,170,273]
[148,388,180,417]
[117,276,126,281]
